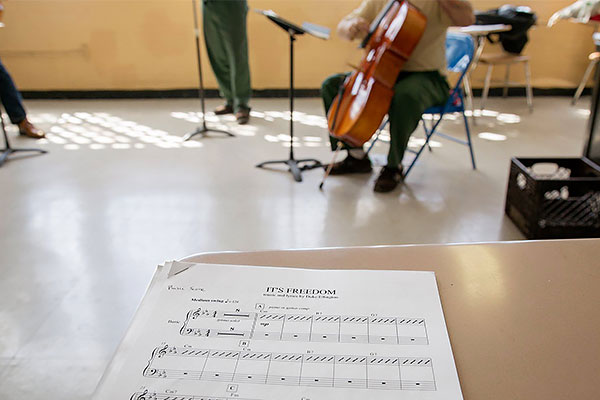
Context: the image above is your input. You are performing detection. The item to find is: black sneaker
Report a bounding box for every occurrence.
[374,166,403,192]
[327,154,372,175]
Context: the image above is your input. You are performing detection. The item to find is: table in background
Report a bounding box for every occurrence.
[455,24,512,65]
[184,239,600,400]
[450,24,511,122]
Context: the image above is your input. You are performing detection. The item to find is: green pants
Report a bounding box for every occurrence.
[321,71,449,167]
[203,0,251,111]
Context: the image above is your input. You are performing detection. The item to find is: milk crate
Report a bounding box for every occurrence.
[505,157,600,239]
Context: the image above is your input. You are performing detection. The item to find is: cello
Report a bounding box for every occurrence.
[327,0,427,147]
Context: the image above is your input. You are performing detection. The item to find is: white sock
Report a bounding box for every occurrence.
[348,149,366,159]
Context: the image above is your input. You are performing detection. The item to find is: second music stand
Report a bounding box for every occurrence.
[255,10,329,182]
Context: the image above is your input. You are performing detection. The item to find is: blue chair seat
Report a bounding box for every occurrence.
[424,103,463,115]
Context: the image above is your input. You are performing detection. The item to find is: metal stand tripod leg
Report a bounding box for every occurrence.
[257,157,322,182]
[183,121,233,141]
[0,113,47,168]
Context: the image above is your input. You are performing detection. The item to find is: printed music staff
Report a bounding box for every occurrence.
[143,345,437,392]
[130,390,258,400]
[180,309,429,345]
[93,264,463,400]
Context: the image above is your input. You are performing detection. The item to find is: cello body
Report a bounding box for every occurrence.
[327,0,427,147]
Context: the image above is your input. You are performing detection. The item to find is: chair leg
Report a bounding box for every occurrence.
[463,76,476,125]
[427,117,435,152]
[503,64,511,98]
[573,59,597,105]
[406,118,437,179]
[524,60,533,112]
[365,128,381,156]
[420,118,432,152]
[481,64,493,111]
[462,110,476,170]
[365,119,389,156]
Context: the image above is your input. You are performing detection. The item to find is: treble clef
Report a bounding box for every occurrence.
[191,308,203,319]
[157,344,169,358]
[129,389,148,400]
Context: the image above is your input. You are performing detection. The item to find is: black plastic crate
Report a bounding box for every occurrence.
[505,157,600,239]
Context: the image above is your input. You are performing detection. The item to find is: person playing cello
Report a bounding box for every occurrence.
[322,0,474,192]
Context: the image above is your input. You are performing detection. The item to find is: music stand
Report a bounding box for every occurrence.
[0,109,47,168]
[255,10,329,182]
[183,0,233,141]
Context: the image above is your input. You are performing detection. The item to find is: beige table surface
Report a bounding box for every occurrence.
[183,239,600,400]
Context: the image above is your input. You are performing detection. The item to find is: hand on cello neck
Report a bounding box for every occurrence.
[337,17,370,41]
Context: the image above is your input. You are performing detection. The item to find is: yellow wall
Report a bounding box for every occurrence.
[0,0,596,91]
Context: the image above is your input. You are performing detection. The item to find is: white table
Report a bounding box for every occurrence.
[184,239,600,400]
[450,24,511,122]
[454,24,511,68]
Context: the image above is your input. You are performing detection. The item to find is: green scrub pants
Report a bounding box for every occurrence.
[321,71,449,168]
[203,0,251,111]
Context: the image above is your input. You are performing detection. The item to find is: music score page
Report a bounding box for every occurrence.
[93,262,463,400]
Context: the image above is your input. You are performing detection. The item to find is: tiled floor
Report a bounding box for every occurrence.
[0,96,591,399]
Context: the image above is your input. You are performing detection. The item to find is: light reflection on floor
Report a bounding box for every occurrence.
[478,132,507,141]
[171,110,330,147]
[25,112,203,150]
[17,104,536,153]
[246,107,523,148]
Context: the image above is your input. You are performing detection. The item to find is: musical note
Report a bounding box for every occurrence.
[367,379,402,390]
[299,376,335,387]
[402,381,437,390]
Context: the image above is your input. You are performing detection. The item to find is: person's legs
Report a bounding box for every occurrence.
[205,0,250,123]
[203,0,234,107]
[0,58,44,138]
[387,71,449,168]
[320,72,371,174]
[0,58,27,125]
[375,71,449,192]
[224,0,251,113]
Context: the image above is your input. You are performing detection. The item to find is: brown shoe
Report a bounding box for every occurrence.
[374,166,403,193]
[236,107,251,125]
[327,154,372,175]
[18,118,45,139]
[214,104,234,115]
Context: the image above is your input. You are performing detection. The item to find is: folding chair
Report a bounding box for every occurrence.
[404,32,476,178]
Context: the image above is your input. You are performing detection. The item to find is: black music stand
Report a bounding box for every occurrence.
[183,0,233,141]
[0,109,47,168]
[255,10,329,182]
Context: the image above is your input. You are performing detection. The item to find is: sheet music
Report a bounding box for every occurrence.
[301,22,330,40]
[93,262,463,400]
